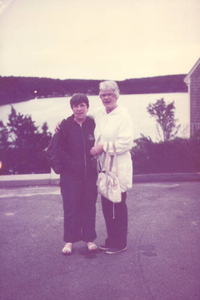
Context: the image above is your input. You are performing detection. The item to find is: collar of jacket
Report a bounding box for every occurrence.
[66,114,91,124]
[103,104,126,116]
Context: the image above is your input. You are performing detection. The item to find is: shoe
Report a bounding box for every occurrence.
[62,243,73,255]
[87,242,98,252]
[105,247,127,255]
[98,244,110,251]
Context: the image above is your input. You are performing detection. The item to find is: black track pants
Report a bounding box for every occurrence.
[101,192,128,249]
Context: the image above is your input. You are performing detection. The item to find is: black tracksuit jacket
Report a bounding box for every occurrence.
[57,114,97,180]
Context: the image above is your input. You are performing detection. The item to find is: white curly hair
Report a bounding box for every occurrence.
[99,80,120,99]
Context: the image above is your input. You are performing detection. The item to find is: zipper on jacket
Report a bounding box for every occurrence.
[80,124,87,177]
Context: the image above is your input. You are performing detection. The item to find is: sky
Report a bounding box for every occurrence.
[0,0,200,81]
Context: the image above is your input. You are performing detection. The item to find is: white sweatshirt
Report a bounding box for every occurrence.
[91,105,133,192]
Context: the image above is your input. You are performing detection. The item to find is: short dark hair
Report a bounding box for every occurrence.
[70,93,89,108]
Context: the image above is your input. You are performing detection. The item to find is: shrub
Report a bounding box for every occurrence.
[131,135,200,175]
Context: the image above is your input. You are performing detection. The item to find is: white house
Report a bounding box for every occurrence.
[184,58,200,136]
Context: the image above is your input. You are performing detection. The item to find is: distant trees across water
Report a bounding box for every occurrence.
[0,74,187,106]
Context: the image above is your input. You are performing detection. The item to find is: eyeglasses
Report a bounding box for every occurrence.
[100,93,115,98]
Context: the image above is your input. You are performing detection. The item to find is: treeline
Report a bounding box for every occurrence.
[0,74,187,106]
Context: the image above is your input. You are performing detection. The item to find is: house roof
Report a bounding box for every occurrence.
[184,58,200,85]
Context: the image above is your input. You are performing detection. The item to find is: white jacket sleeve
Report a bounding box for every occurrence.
[103,114,133,155]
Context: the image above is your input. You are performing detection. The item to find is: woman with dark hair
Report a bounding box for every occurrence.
[57,93,98,255]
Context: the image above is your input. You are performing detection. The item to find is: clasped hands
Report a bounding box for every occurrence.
[90,144,104,156]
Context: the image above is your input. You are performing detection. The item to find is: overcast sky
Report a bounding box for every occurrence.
[0,0,199,80]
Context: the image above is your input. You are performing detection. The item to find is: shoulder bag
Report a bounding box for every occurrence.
[97,142,121,203]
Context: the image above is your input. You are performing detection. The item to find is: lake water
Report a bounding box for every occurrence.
[0,92,189,141]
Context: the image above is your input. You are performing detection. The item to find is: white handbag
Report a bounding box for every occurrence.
[97,142,121,203]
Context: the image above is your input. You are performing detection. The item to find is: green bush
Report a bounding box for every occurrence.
[131,134,200,175]
[0,107,52,175]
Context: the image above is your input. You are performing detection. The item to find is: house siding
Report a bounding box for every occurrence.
[188,62,200,136]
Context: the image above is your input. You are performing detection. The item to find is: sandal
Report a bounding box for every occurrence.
[62,243,73,255]
[87,242,98,252]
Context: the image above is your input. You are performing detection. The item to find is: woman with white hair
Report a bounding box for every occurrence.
[90,80,133,255]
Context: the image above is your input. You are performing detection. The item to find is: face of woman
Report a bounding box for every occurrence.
[72,102,88,123]
[100,90,118,113]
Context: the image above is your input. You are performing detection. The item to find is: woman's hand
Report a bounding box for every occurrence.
[55,122,61,133]
[90,145,104,156]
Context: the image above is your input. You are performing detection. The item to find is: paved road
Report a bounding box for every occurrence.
[0,182,200,300]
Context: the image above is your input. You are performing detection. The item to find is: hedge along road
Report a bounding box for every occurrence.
[0,182,200,300]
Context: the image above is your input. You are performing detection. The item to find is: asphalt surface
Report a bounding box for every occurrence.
[0,182,200,300]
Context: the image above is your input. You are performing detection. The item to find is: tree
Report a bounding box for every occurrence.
[0,121,10,174]
[0,106,52,174]
[147,98,180,141]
